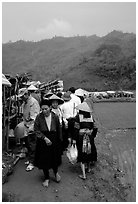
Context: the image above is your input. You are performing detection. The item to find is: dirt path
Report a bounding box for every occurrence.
[2,127,135,202]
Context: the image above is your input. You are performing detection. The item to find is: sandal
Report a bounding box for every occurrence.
[79,175,87,180]
[26,163,34,171]
[42,180,49,187]
[25,161,30,165]
[55,173,61,183]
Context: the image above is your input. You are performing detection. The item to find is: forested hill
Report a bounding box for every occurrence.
[2,30,136,91]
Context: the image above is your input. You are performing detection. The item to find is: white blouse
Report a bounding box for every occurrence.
[45,113,52,131]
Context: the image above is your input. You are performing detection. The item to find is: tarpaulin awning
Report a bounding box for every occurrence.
[2,74,11,86]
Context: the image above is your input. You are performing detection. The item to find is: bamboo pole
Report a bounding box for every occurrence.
[6,87,12,151]
[2,85,6,150]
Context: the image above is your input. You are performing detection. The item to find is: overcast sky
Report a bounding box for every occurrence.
[2,2,136,43]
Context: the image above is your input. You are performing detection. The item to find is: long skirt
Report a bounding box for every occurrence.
[76,133,97,164]
[34,136,62,170]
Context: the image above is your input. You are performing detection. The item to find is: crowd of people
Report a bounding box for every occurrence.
[14,85,98,188]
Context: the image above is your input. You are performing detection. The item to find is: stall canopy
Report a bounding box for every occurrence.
[25,81,41,86]
[106,91,115,94]
[2,74,11,86]
[122,91,134,95]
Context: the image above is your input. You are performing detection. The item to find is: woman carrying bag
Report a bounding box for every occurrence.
[71,100,98,180]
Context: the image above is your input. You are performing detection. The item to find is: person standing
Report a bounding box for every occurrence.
[15,88,40,171]
[69,87,81,115]
[34,99,62,188]
[75,91,85,103]
[49,94,64,154]
[60,92,76,150]
[28,84,41,104]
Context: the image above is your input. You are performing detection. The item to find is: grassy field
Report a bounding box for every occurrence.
[94,102,136,129]
[94,102,136,201]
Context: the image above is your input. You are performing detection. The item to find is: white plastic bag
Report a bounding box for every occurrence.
[66,144,78,164]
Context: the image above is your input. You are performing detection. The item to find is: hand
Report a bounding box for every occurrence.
[72,140,76,145]
[74,122,80,129]
[68,138,71,144]
[64,120,68,129]
[26,118,34,122]
[65,123,68,129]
[44,137,52,146]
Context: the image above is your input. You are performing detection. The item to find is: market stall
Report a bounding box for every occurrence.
[2,74,12,151]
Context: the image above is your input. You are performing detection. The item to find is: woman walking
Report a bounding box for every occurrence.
[72,101,98,180]
[34,99,62,187]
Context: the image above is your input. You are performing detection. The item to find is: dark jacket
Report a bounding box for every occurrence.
[73,114,97,163]
[34,112,62,169]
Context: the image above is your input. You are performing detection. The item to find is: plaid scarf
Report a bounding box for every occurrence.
[82,133,91,154]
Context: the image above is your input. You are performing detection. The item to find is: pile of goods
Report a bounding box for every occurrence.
[2,152,17,184]
[2,72,64,184]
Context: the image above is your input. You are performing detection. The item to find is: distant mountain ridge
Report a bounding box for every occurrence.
[2,30,136,91]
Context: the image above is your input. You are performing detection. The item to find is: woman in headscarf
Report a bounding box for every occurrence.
[34,99,62,188]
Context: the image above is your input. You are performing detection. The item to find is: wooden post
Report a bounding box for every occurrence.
[2,85,6,150]
[6,87,12,152]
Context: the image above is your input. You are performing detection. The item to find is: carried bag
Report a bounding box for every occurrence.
[66,144,78,164]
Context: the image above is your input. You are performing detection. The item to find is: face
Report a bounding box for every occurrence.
[51,100,58,109]
[22,92,29,102]
[30,92,36,98]
[41,105,51,117]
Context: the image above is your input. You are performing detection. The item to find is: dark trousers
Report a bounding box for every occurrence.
[62,118,76,151]
[92,128,98,138]
[43,167,58,180]
[91,128,98,162]
[62,127,69,151]
[23,133,36,164]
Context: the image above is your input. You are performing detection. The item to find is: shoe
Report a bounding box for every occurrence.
[78,175,87,180]
[25,161,30,165]
[55,173,61,183]
[26,163,34,171]
[42,179,49,187]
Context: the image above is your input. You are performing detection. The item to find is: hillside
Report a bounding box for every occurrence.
[2,30,136,91]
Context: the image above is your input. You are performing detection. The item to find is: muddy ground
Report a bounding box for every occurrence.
[2,127,136,202]
[2,102,136,202]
